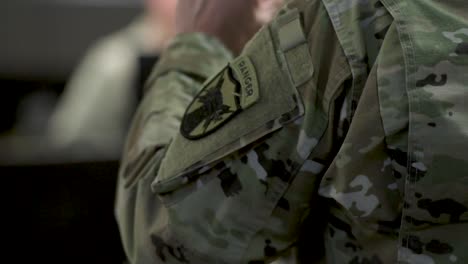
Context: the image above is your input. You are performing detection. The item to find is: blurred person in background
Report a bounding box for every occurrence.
[47,0,177,157]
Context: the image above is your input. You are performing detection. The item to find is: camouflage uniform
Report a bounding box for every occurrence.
[116,0,468,263]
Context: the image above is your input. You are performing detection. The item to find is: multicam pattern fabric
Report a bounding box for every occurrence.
[115,0,468,263]
[380,1,468,263]
[115,33,233,263]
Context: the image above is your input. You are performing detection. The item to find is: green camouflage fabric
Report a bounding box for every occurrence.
[115,33,233,263]
[115,0,468,263]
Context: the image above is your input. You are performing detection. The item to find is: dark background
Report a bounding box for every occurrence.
[1,0,143,262]
[2,161,123,263]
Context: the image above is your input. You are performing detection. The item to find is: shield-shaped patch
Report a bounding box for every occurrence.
[181,56,259,140]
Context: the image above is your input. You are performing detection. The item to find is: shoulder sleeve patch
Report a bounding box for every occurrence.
[180,56,259,140]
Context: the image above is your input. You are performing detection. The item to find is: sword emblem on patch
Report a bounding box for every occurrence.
[181,56,259,140]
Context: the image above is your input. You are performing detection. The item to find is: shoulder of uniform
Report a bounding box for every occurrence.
[146,33,233,88]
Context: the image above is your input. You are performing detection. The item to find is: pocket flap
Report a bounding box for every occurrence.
[153,26,305,193]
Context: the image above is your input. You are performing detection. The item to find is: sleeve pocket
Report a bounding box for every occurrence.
[149,24,308,263]
[154,24,306,194]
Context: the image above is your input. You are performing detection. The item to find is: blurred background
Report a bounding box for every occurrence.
[0,0,172,262]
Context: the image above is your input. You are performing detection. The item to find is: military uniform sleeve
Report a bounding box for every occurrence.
[122,0,353,263]
[115,33,233,264]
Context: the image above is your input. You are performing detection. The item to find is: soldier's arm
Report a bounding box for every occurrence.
[117,0,354,263]
[115,33,233,263]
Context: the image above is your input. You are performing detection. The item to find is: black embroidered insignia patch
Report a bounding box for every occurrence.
[181,56,259,139]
